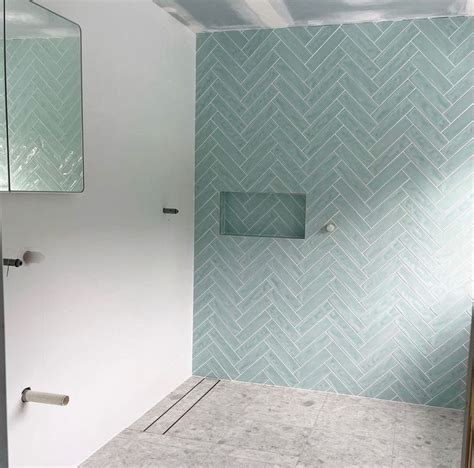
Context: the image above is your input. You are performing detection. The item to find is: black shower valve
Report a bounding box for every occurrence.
[163,208,179,214]
[3,258,23,268]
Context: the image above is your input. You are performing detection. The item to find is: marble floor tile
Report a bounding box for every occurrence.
[82,429,298,467]
[81,435,279,467]
[194,379,257,413]
[393,421,462,467]
[166,409,311,456]
[207,380,302,408]
[392,403,463,467]
[195,380,327,428]
[399,403,464,436]
[297,428,394,467]
[242,385,328,428]
[81,377,466,467]
[316,392,402,439]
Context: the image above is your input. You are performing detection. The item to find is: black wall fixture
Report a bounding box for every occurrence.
[3,258,22,267]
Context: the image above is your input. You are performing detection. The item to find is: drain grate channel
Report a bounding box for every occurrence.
[161,379,220,435]
[142,377,206,432]
[144,378,220,434]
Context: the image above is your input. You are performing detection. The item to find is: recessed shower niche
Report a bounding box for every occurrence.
[220,191,306,239]
[0,0,84,192]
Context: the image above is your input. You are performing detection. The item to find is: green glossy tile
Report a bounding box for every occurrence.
[193,18,472,412]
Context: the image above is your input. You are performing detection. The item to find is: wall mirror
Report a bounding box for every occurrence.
[0,0,83,192]
[0,0,7,191]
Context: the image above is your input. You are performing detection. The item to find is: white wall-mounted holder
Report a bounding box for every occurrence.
[325,222,336,233]
[21,388,69,406]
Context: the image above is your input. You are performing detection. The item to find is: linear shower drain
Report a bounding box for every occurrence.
[144,378,220,434]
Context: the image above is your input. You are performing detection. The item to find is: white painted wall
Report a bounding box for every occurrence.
[1,1,195,465]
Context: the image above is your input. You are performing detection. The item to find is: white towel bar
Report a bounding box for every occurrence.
[21,388,69,406]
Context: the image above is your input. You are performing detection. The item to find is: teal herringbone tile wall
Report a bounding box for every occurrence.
[3,37,83,192]
[193,17,473,409]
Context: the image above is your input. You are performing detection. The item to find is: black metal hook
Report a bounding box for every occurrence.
[3,258,23,268]
[163,208,179,215]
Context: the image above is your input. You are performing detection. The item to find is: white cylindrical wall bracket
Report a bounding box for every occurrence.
[21,388,69,406]
[325,222,336,233]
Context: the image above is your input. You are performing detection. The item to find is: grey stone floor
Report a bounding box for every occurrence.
[82,377,464,467]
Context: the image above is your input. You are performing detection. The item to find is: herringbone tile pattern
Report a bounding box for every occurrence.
[0,39,8,191]
[5,37,83,192]
[220,191,306,238]
[193,17,473,409]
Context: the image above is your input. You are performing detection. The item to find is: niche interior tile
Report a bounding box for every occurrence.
[297,428,394,467]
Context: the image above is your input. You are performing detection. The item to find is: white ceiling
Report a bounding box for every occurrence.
[154,0,473,32]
